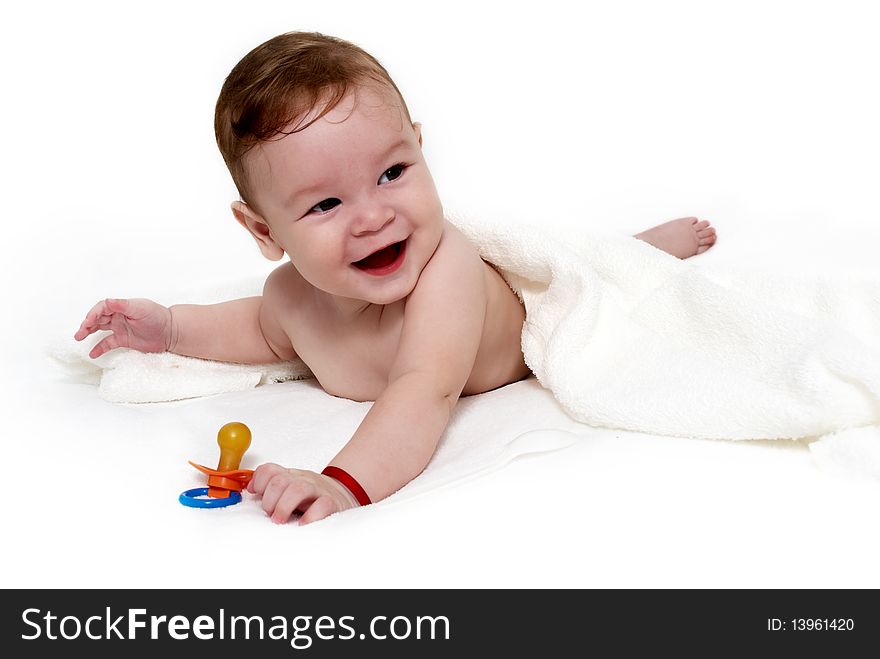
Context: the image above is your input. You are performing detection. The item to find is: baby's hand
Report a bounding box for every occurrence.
[74,298,173,359]
[247,463,360,525]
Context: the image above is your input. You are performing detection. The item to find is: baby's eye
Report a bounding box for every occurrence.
[309,198,341,214]
[378,163,407,185]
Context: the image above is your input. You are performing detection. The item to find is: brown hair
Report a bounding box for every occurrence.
[215,31,412,208]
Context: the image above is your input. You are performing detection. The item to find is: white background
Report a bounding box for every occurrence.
[2,0,880,588]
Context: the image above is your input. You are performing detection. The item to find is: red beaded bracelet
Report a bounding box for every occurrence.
[321,465,372,506]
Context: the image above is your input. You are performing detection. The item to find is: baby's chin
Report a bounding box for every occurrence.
[299,271,416,308]
[355,280,416,306]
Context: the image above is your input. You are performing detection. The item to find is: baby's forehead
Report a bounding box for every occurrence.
[245,87,413,206]
[258,85,406,155]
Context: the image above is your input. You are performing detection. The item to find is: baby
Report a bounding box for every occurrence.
[74,32,716,524]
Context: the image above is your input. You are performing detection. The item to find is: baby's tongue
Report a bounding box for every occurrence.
[356,243,399,269]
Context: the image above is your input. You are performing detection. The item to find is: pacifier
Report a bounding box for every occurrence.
[179,422,255,508]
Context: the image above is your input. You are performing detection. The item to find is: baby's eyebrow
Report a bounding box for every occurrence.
[283,137,410,209]
[284,181,324,208]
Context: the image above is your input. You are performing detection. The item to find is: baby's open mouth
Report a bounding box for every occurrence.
[353,240,406,271]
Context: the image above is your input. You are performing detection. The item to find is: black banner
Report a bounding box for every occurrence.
[1,589,875,656]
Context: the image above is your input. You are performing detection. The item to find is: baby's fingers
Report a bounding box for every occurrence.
[247,463,287,494]
[299,496,338,525]
[88,333,122,359]
[74,298,128,341]
[75,315,113,341]
[270,481,319,524]
[74,322,101,341]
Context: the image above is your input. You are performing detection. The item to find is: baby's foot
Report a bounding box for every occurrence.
[634,217,717,259]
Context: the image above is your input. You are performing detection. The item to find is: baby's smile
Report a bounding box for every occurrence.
[352,238,408,275]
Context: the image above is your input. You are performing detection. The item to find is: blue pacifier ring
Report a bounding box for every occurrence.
[179,487,242,508]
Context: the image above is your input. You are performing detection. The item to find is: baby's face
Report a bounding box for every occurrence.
[243,87,444,306]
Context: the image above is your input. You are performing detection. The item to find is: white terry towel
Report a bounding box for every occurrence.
[49,342,311,403]
[448,210,880,444]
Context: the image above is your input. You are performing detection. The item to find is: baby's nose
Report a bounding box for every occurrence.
[352,199,394,234]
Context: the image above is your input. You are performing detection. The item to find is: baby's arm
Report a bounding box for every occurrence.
[74,268,295,364]
[248,226,487,523]
[331,231,487,499]
[168,296,287,364]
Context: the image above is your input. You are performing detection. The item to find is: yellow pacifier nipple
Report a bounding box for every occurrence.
[216,421,252,472]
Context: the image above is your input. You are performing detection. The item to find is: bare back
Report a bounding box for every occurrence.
[262,221,531,402]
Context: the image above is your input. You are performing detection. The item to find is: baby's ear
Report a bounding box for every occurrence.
[231,201,284,261]
[412,121,423,147]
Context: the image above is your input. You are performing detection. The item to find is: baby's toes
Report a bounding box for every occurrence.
[695,226,717,254]
[697,233,717,249]
[694,219,711,231]
[697,226,716,239]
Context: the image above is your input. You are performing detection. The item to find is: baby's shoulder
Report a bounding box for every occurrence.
[417,220,485,284]
[405,221,489,315]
